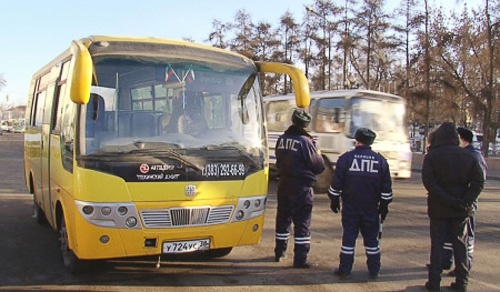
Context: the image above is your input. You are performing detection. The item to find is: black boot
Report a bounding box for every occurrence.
[424,281,440,291]
[450,282,467,292]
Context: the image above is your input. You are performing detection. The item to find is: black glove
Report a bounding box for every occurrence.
[330,197,340,213]
[378,201,389,222]
[451,199,468,212]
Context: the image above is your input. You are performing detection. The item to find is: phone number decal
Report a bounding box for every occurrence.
[202,163,245,177]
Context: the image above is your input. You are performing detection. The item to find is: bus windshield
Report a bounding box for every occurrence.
[348,96,406,142]
[78,54,266,176]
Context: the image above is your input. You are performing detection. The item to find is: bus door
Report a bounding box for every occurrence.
[40,67,63,225]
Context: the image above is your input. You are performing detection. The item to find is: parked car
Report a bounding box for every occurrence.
[12,119,26,133]
[1,120,13,133]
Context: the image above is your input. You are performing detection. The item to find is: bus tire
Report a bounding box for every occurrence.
[313,164,334,194]
[204,247,233,258]
[32,194,46,224]
[59,216,87,273]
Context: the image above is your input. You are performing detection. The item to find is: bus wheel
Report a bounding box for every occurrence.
[59,217,87,273]
[32,194,46,224]
[204,247,233,258]
[314,164,333,194]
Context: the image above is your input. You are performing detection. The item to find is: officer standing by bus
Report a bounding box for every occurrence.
[328,128,392,279]
[274,108,325,269]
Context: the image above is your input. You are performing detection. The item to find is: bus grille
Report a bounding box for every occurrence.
[140,206,234,228]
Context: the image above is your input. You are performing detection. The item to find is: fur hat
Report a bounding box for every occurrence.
[291,109,312,128]
[355,128,376,145]
[457,127,473,143]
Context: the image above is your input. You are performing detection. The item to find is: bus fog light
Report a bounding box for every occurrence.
[118,206,128,216]
[101,206,112,216]
[99,235,110,244]
[82,205,94,215]
[125,216,138,228]
[252,224,259,232]
[235,210,244,221]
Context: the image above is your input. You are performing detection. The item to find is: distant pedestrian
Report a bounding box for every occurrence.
[274,109,326,268]
[328,128,392,280]
[422,122,484,292]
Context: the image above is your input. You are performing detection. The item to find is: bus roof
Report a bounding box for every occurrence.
[32,35,254,80]
[81,35,250,60]
[264,89,404,102]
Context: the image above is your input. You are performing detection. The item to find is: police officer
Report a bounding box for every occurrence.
[328,128,392,279]
[274,108,325,268]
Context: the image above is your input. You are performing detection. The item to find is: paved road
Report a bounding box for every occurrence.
[1,132,499,291]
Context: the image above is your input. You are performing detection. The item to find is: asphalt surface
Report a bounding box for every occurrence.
[1,132,499,291]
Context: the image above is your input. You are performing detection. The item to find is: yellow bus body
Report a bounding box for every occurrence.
[24,35,309,269]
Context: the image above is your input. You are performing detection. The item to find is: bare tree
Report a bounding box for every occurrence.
[199,0,497,153]
[229,10,256,59]
[338,0,358,89]
[350,0,392,90]
[431,0,500,156]
[0,73,6,91]
[207,19,230,49]
[305,0,340,91]
[278,11,301,93]
[253,21,282,95]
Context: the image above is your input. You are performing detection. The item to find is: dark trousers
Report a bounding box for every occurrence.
[339,206,381,275]
[274,180,313,265]
[443,205,476,270]
[429,217,469,286]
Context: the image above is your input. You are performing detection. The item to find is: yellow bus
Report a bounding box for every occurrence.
[264,90,412,193]
[24,35,310,272]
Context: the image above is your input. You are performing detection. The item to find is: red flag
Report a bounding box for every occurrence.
[185,69,195,83]
[165,67,175,82]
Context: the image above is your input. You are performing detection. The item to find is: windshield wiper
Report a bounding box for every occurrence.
[131,149,203,171]
[87,148,203,171]
[202,144,262,169]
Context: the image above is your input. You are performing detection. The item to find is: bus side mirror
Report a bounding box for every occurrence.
[256,62,310,108]
[70,40,93,104]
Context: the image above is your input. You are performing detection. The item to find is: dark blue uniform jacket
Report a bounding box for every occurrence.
[275,125,325,185]
[329,145,392,211]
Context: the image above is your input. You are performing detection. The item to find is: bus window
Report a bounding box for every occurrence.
[313,98,345,133]
[265,100,294,132]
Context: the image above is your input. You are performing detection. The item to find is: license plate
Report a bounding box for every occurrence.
[162,239,210,254]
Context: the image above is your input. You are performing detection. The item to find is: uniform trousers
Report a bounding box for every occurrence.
[274,179,313,265]
[339,205,381,275]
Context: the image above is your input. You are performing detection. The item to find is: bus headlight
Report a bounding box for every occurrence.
[235,210,245,221]
[101,206,112,216]
[82,205,94,215]
[125,217,138,228]
[254,199,262,208]
[74,200,141,229]
[117,206,128,216]
[232,196,267,222]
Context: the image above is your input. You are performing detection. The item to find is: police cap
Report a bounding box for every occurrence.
[291,109,312,128]
[355,128,376,145]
